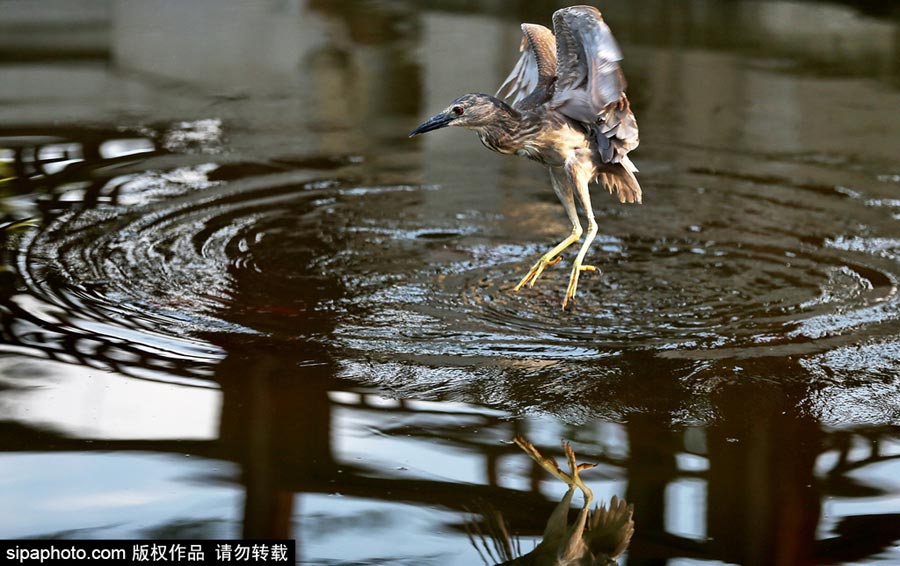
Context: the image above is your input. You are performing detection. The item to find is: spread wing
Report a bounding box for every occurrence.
[587,495,635,559]
[496,23,557,108]
[551,6,639,168]
[551,6,625,121]
[499,7,642,203]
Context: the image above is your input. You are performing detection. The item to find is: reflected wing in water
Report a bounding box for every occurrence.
[587,495,635,562]
[467,438,634,566]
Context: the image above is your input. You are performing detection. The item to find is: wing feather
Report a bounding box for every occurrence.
[588,495,635,559]
[596,95,640,164]
[551,6,640,176]
[496,23,557,108]
[551,6,626,122]
[501,7,643,204]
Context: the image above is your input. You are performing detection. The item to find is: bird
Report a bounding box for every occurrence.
[409,5,640,309]
[467,437,635,566]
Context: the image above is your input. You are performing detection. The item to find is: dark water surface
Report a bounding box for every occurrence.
[2,1,900,564]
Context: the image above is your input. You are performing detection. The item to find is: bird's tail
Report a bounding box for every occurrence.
[596,157,641,204]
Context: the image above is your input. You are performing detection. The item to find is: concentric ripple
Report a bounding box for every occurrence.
[17,166,410,341]
[442,236,898,355]
[6,129,900,422]
[336,151,900,369]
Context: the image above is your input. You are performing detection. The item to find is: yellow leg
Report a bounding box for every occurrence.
[562,440,594,504]
[512,436,596,495]
[513,436,573,484]
[513,226,582,291]
[562,156,600,310]
[514,168,582,292]
[562,219,598,309]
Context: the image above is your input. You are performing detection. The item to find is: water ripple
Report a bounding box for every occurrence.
[5,128,900,422]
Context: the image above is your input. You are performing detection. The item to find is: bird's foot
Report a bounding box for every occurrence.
[513,436,573,485]
[562,263,598,310]
[513,255,563,292]
[512,436,596,491]
[562,440,596,498]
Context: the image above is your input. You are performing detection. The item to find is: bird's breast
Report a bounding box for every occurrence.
[524,125,592,167]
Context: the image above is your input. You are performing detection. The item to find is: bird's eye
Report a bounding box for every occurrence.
[451,106,464,116]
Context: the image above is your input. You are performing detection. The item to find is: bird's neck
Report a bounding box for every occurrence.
[474,99,526,155]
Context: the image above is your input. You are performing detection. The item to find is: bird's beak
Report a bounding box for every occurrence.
[409,112,454,137]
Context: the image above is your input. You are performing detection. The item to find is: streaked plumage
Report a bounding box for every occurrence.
[410,5,641,308]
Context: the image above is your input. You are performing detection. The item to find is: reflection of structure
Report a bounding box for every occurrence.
[2,128,900,564]
[1,127,159,210]
[1,351,898,564]
[2,1,900,564]
[2,191,899,564]
[622,406,900,566]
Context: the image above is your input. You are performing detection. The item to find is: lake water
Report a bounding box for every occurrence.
[1,1,899,564]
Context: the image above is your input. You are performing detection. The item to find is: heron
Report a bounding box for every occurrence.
[410,5,640,309]
[467,437,635,565]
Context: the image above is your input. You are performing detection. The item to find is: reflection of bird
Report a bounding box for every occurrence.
[467,437,634,565]
[410,6,640,309]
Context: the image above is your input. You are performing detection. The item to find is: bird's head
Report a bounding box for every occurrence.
[409,93,513,137]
